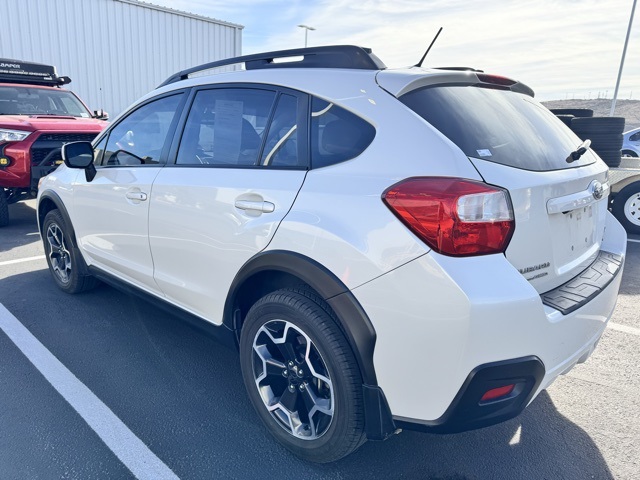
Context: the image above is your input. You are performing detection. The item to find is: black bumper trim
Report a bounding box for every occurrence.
[541,250,623,315]
[394,356,545,434]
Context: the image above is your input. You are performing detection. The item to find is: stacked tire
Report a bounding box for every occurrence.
[570,117,625,168]
[550,108,594,118]
[550,108,625,168]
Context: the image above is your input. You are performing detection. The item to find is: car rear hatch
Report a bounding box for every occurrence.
[378,68,610,293]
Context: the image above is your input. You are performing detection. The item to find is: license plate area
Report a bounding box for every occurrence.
[549,204,598,273]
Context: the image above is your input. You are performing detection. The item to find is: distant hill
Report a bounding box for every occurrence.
[542,99,640,131]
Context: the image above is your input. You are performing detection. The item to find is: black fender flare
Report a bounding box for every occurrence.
[37,190,79,247]
[224,250,379,386]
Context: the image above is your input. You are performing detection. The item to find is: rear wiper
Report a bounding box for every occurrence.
[566,139,591,163]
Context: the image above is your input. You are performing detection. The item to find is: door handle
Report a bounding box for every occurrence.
[126,191,148,201]
[234,200,275,213]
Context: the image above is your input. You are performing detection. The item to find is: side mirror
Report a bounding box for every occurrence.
[62,141,97,182]
[93,109,109,121]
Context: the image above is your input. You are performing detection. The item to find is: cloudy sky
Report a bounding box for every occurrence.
[149,0,639,101]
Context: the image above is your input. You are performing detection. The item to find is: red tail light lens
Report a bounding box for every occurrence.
[382,177,515,256]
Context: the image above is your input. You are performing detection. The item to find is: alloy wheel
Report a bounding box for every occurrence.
[252,319,334,440]
[46,223,72,284]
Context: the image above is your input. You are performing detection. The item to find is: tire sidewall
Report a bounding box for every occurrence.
[239,292,362,462]
[0,189,9,227]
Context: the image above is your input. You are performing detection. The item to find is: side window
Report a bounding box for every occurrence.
[630,131,640,142]
[104,94,182,166]
[259,94,300,167]
[310,97,375,168]
[176,88,276,166]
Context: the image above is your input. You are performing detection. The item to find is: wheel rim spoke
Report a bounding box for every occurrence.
[46,223,72,283]
[252,319,334,440]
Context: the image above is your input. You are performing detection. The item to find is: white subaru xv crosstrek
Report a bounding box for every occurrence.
[37,46,627,463]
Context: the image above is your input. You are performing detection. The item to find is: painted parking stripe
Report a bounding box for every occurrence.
[0,255,46,267]
[0,303,179,480]
[628,238,640,244]
[608,322,640,336]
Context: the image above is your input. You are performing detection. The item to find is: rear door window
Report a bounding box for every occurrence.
[400,86,596,171]
[176,88,276,166]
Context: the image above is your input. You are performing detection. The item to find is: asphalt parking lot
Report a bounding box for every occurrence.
[1,199,639,480]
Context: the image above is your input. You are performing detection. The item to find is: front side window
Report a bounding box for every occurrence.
[310,97,375,168]
[103,94,183,166]
[176,88,276,166]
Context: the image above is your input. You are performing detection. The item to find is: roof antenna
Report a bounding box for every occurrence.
[415,27,443,68]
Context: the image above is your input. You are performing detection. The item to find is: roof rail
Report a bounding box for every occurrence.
[158,45,386,88]
[0,58,71,87]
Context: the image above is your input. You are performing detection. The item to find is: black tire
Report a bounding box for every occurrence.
[239,288,365,463]
[612,182,640,234]
[594,149,622,167]
[550,108,593,117]
[42,210,99,293]
[0,189,8,227]
[571,116,626,135]
[584,133,623,149]
[622,150,639,158]
[555,114,574,127]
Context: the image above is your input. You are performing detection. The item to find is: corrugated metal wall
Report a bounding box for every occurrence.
[0,0,242,117]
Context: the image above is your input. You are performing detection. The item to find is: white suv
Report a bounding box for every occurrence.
[37,46,627,463]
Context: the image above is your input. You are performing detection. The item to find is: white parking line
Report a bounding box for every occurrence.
[0,303,179,480]
[628,238,640,244]
[608,322,640,336]
[0,255,46,267]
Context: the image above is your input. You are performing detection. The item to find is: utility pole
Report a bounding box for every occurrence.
[611,0,637,116]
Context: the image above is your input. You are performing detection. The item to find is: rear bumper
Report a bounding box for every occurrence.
[395,356,545,434]
[352,211,626,430]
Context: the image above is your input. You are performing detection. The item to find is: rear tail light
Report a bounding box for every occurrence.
[382,177,515,256]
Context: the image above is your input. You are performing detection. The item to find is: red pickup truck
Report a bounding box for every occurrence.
[0,59,107,226]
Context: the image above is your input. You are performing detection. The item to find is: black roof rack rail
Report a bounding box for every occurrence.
[0,58,71,87]
[158,45,386,88]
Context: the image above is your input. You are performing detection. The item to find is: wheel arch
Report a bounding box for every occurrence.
[37,191,79,246]
[224,250,379,387]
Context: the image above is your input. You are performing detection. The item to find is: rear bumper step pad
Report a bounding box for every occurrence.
[541,251,623,315]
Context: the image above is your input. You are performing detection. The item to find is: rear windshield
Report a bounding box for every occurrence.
[400,85,595,171]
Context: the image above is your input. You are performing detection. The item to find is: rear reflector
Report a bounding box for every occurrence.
[481,384,516,402]
[382,177,515,256]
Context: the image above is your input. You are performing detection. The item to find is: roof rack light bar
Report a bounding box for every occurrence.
[158,45,386,88]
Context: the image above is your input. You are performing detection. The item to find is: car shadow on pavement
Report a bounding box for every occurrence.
[0,201,40,252]
[0,270,615,480]
[330,391,614,479]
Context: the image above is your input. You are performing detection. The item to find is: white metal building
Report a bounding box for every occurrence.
[0,0,242,117]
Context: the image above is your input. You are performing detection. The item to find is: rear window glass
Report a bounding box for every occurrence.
[400,86,595,171]
[311,97,375,168]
